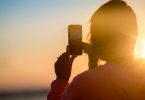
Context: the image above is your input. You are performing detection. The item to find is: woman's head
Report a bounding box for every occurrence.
[89,0,138,62]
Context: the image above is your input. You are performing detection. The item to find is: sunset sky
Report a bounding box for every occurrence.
[0,0,145,91]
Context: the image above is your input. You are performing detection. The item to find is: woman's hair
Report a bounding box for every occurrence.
[88,0,138,69]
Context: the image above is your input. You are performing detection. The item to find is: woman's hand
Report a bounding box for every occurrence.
[54,47,77,81]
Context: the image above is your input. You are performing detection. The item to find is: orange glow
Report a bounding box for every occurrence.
[0,0,145,92]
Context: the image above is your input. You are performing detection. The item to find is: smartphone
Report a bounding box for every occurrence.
[68,25,83,55]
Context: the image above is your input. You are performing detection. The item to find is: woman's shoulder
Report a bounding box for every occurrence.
[72,66,109,84]
[72,58,145,84]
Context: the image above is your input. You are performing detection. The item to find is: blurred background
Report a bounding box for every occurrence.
[0,0,145,99]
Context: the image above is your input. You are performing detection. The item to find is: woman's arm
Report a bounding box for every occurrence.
[47,80,68,100]
[47,50,77,100]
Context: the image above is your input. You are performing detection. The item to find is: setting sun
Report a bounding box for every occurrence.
[135,38,145,59]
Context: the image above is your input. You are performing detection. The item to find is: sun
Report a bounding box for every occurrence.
[141,42,145,57]
[134,38,145,59]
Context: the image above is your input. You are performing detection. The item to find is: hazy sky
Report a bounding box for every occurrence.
[0,0,145,91]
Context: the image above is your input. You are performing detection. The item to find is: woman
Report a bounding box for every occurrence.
[48,0,145,100]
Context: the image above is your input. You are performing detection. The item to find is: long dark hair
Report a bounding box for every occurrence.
[88,0,138,69]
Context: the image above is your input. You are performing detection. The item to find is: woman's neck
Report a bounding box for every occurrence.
[107,55,135,66]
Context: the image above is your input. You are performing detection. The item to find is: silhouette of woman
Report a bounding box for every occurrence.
[48,0,145,100]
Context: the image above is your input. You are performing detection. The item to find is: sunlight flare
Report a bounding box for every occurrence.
[134,38,145,59]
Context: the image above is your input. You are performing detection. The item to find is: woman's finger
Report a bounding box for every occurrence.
[69,55,78,64]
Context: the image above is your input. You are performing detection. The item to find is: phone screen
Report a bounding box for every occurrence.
[68,25,82,55]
